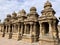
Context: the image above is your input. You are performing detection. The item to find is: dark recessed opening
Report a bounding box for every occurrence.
[42,22,49,34]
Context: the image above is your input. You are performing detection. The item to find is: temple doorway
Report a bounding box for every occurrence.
[42,22,49,34]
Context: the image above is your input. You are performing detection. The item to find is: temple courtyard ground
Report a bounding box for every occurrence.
[0,37,39,45]
[0,33,60,45]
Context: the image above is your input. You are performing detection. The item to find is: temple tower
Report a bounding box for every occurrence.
[38,1,59,45]
[23,7,39,43]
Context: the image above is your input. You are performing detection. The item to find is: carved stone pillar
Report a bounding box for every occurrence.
[9,25,10,39]
[49,22,53,38]
[40,23,42,37]
[21,24,23,36]
[34,23,36,35]
[6,25,7,33]
[30,24,32,35]
[33,23,37,42]
[18,24,22,40]
[14,24,16,33]
[8,25,10,33]
[18,24,20,33]
[2,25,5,37]
[53,22,58,38]
[14,24,18,33]
[9,24,12,39]
[24,24,27,34]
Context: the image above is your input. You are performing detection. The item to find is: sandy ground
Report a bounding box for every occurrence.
[0,37,39,45]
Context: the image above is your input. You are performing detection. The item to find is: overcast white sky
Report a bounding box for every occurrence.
[0,0,60,22]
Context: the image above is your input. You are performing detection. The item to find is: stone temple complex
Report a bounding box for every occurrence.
[0,1,60,45]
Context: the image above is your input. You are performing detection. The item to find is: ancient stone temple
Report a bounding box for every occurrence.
[0,0,59,45]
[39,1,59,45]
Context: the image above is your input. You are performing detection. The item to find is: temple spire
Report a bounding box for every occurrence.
[44,0,52,8]
[41,0,55,16]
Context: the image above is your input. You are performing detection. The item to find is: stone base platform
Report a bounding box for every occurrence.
[22,34,33,43]
[12,33,18,40]
[5,33,9,38]
[22,38,32,43]
[0,32,3,37]
[39,38,58,45]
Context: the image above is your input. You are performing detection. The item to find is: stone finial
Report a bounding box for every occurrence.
[30,7,37,11]
[7,14,11,18]
[12,11,17,17]
[41,1,56,16]
[29,7,39,19]
[44,1,52,8]
[21,9,26,14]
[30,7,37,14]
[18,9,26,16]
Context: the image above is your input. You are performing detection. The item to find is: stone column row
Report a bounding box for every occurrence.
[39,22,57,38]
[2,25,10,37]
[18,23,26,40]
[4,25,11,33]
[24,24,33,35]
[39,22,53,37]
[49,22,57,38]
[23,23,37,35]
[4,25,7,33]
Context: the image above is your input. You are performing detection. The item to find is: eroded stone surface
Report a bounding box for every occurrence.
[0,0,59,45]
